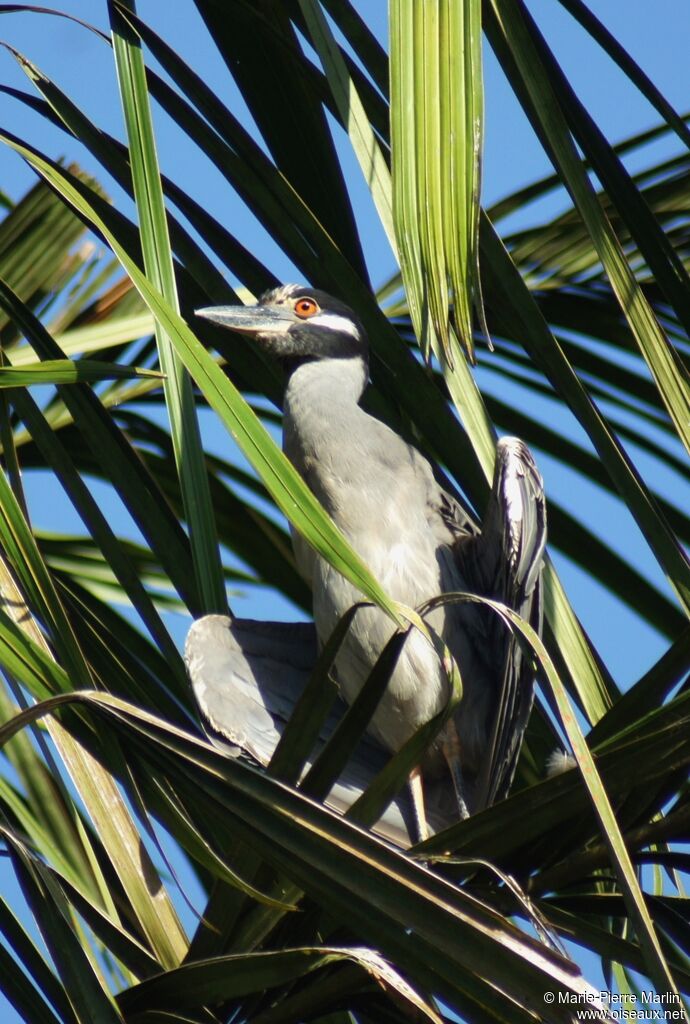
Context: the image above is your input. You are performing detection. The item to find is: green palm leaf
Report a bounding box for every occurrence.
[0,3,687,1021]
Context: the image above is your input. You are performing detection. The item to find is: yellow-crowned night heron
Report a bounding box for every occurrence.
[189,284,546,840]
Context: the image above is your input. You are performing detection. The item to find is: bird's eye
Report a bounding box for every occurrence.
[294,297,319,319]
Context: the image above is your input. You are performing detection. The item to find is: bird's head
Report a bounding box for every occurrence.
[196,284,367,367]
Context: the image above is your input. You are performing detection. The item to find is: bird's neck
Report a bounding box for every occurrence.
[284,355,368,419]
[282,355,369,475]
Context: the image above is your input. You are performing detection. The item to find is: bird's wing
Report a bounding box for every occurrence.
[450,437,547,810]
[185,614,457,846]
[185,615,317,763]
[436,485,480,540]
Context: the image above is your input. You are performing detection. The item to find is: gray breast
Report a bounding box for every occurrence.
[283,368,472,758]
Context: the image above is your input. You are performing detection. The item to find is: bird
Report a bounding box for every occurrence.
[193,284,547,839]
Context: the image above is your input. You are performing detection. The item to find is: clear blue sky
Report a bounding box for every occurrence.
[0,2,688,1018]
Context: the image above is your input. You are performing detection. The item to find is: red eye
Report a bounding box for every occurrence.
[294,297,319,319]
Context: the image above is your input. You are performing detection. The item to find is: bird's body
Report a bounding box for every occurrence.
[195,284,547,823]
[283,353,489,777]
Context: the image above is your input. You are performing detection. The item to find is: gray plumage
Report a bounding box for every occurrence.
[185,614,458,846]
[191,284,546,828]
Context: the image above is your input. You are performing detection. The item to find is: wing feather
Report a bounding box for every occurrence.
[452,437,546,810]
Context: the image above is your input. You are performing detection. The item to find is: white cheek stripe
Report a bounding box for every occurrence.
[314,313,361,340]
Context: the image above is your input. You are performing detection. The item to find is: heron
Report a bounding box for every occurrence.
[189,284,546,841]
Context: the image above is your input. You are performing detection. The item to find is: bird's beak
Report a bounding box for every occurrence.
[195,304,295,335]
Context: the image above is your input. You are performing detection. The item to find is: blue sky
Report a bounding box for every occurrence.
[0,2,688,1017]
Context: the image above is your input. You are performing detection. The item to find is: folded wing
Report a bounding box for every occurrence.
[454,437,547,810]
